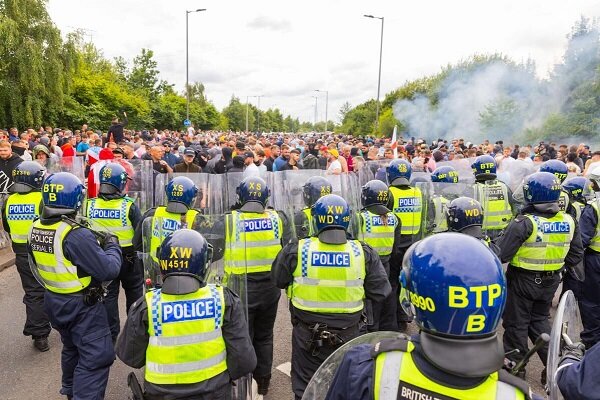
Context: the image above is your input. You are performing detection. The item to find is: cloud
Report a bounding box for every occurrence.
[246,15,291,32]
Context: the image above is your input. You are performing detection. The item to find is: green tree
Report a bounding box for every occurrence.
[128,48,160,98]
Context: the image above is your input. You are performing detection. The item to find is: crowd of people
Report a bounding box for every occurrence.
[2,121,600,400]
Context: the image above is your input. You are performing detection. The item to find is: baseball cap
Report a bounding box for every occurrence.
[184,148,195,156]
[244,151,255,159]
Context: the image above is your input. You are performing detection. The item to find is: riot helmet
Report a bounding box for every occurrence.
[400,233,506,377]
[41,172,85,218]
[165,176,199,213]
[587,164,600,190]
[302,176,332,207]
[562,177,594,203]
[236,176,270,213]
[99,162,128,195]
[386,159,412,186]
[446,196,483,232]
[374,167,388,184]
[361,180,391,214]
[312,194,350,244]
[431,166,459,183]
[158,229,212,286]
[11,161,45,193]
[471,155,497,178]
[539,159,568,183]
[523,171,562,204]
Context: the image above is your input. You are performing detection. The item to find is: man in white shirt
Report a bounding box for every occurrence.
[243,150,260,177]
[326,148,342,175]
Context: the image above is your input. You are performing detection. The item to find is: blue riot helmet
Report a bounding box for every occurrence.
[312,194,351,244]
[302,176,333,207]
[562,176,595,203]
[99,162,128,195]
[431,166,459,183]
[446,196,483,232]
[236,176,270,213]
[386,159,412,186]
[539,159,568,183]
[10,161,45,193]
[399,233,506,377]
[361,180,392,214]
[522,171,562,204]
[165,176,199,213]
[158,229,212,286]
[374,167,388,184]
[41,172,85,218]
[471,155,497,178]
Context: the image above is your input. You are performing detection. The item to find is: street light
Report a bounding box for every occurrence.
[315,89,329,132]
[186,8,207,122]
[364,14,384,133]
[311,96,319,129]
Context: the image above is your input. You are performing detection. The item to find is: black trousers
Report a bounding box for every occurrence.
[580,252,600,348]
[390,247,412,327]
[103,251,143,341]
[291,320,359,400]
[502,266,561,367]
[247,280,281,378]
[15,252,51,337]
[369,257,397,332]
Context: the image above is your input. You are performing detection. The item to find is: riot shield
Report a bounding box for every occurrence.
[47,155,86,182]
[547,290,583,400]
[418,182,475,237]
[436,159,475,184]
[154,173,210,213]
[272,170,325,214]
[302,331,405,400]
[122,159,154,213]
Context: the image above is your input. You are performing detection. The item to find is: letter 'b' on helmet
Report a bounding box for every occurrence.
[400,233,506,337]
[303,176,332,207]
[11,161,45,193]
[523,171,562,204]
[237,176,270,207]
[431,166,459,183]
[446,197,483,231]
[42,172,85,212]
[312,194,350,233]
[158,229,212,284]
[165,176,199,213]
[540,159,568,183]
[471,155,496,176]
[386,159,412,186]
[99,162,128,195]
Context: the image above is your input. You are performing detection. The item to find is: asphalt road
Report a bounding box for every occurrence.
[0,264,547,399]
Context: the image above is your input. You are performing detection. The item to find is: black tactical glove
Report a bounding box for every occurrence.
[102,233,120,249]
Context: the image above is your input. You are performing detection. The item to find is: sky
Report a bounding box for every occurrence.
[47,0,600,124]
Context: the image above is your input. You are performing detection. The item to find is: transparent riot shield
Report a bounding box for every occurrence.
[47,155,86,182]
[436,160,475,184]
[418,182,475,237]
[302,331,405,400]
[547,290,583,400]
[479,179,514,240]
[154,173,210,214]
[122,159,154,213]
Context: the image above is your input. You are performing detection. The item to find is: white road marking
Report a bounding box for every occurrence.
[276,361,292,377]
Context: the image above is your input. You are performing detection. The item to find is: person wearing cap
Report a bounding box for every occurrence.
[281,148,302,171]
[32,144,51,168]
[243,150,260,177]
[161,141,182,169]
[326,148,342,175]
[272,194,390,400]
[173,148,201,173]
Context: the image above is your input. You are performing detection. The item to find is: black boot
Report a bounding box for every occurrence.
[255,375,271,396]
[33,336,49,352]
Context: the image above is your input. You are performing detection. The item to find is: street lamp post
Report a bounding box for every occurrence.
[311,96,318,129]
[364,14,384,133]
[315,89,329,132]
[186,8,207,122]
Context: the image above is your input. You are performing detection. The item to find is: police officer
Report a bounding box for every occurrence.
[85,162,143,342]
[116,229,257,400]
[497,172,583,382]
[355,179,401,332]
[222,176,289,395]
[133,176,202,264]
[446,196,501,255]
[577,165,600,348]
[471,155,514,241]
[28,172,122,400]
[561,176,593,298]
[1,161,51,351]
[427,165,459,234]
[540,159,570,212]
[325,233,536,400]
[271,194,391,400]
[386,159,422,331]
[294,176,332,240]
[556,340,600,399]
